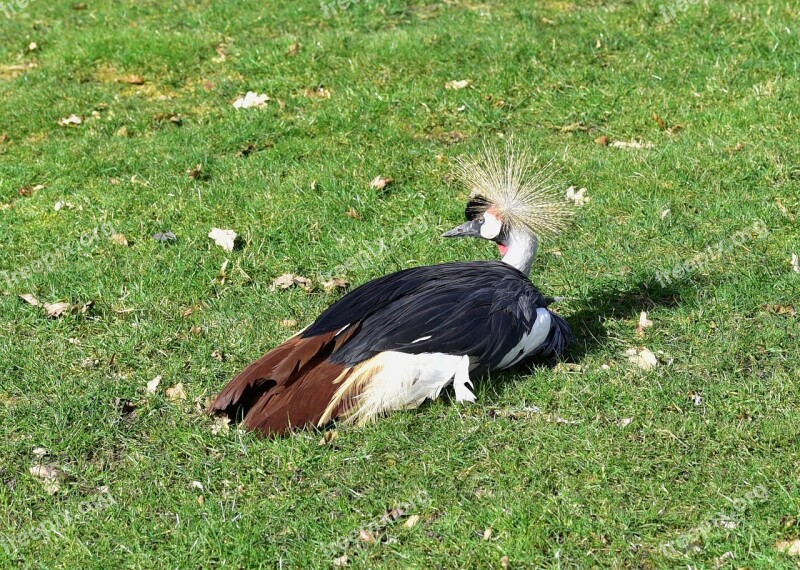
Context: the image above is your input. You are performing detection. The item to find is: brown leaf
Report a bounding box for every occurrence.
[29,465,63,495]
[166,383,187,401]
[286,41,301,56]
[190,325,203,335]
[594,135,609,146]
[318,429,338,446]
[279,319,298,328]
[500,556,509,569]
[652,112,666,129]
[118,74,145,85]
[187,163,205,180]
[110,233,129,246]
[115,126,129,137]
[42,300,94,318]
[271,274,313,293]
[303,86,331,99]
[58,114,82,127]
[763,304,796,316]
[345,208,361,220]
[444,79,471,90]
[775,538,800,556]
[0,133,7,144]
[359,529,375,543]
[369,175,393,190]
[729,142,745,152]
[18,184,45,197]
[404,514,420,528]
[211,349,224,361]
[19,293,40,307]
[322,277,349,292]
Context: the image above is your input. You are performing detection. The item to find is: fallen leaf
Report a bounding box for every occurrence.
[616,417,634,428]
[483,528,493,541]
[303,86,331,99]
[445,79,471,90]
[118,74,145,85]
[187,163,207,180]
[146,375,162,395]
[404,514,420,528]
[29,465,63,494]
[652,112,666,129]
[114,126,128,137]
[152,231,177,243]
[322,277,349,292]
[190,325,203,335]
[58,114,82,127]
[369,175,393,190]
[17,183,45,197]
[208,228,238,252]
[500,556,509,569]
[211,415,230,435]
[166,383,187,401]
[729,142,745,152]
[286,41,301,56]
[555,122,589,133]
[271,274,313,292]
[233,91,269,109]
[110,233,129,246]
[688,391,703,406]
[594,135,609,146]
[213,44,226,63]
[0,203,12,211]
[318,429,338,446]
[566,186,590,206]
[626,347,658,370]
[635,311,653,337]
[775,538,800,556]
[346,208,361,220]
[763,304,796,316]
[279,319,298,328]
[661,208,671,219]
[359,529,375,543]
[32,447,48,458]
[333,555,348,567]
[211,349,224,361]
[19,293,40,307]
[611,139,654,150]
[792,253,799,273]
[27,42,38,52]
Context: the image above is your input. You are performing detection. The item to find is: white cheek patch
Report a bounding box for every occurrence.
[480,212,502,239]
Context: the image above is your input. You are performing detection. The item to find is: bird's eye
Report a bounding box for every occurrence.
[478,217,484,225]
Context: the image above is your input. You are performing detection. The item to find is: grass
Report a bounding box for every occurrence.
[1,0,799,567]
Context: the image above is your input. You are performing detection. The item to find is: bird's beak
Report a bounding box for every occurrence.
[442,219,482,239]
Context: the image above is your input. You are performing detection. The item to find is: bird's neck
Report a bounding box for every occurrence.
[501,229,538,275]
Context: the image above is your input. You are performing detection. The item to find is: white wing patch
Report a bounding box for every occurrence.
[411,335,432,344]
[496,308,551,369]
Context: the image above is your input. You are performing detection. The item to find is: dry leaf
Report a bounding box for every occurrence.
[286,41,301,56]
[729,142,745,152]
[322,277,349,292]
[18,184,45,197]
[32,447,48,458]
[661,208,671,219]
[482,528,493,540]
[208,228,238,252]
[792,253,799,273]
[303,86,331,99]
[0,203,12,211]
[369,175,393,190]
[211,415,231,435]
[345,208,361,220]
[566,186,590,206]
[359,529,375,543]
[110,233,129,246]
[775,539,800,556]
[500,556,510,569]
[58,114,82,127]
[318,429,338,446]
[635,311,653,337]
[43,300,93,318]
[29,465,63,494]
[152,231,177,243]
[233,91,269,109]
[404,514,420,528]
[166,383,187,401]
[688,391,703,406]
[333,555,348,567]
[594,135,609,146]
[626,347,658,370]
[146,375,162,395]
[279,319,298,328]
[115,126,128,137]
[19,293,40,307]
[611,139,654,150]
[211,349,224,361]
[616,417,634,428]
[652,112,666,129]
[118,74,145,85]
[187,163,205,180]
[27,42,38,52]
[445,79,471,90]
[270,274,313,293]
[763,304,796,316]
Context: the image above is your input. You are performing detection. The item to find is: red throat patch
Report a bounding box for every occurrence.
[498,243,509,256]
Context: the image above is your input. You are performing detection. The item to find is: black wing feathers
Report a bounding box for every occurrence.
[302,261,566,369]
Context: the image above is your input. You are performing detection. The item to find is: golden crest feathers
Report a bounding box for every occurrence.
[455,141,573,238]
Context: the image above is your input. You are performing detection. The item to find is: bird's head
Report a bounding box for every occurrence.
[442,141,573,273]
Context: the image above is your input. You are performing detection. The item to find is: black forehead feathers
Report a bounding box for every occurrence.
[465,195,491,221]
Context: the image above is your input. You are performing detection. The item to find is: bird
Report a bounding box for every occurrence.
[209,142,574,436]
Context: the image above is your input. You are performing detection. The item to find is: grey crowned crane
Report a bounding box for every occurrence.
[209,144,574,436]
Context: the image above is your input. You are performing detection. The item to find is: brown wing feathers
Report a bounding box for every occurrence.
[209,327,363,436]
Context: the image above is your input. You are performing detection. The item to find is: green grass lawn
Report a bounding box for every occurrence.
[1,0,799,567]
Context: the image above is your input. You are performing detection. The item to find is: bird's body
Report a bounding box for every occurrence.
[210,261,571,435]
[210,142,575,436]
